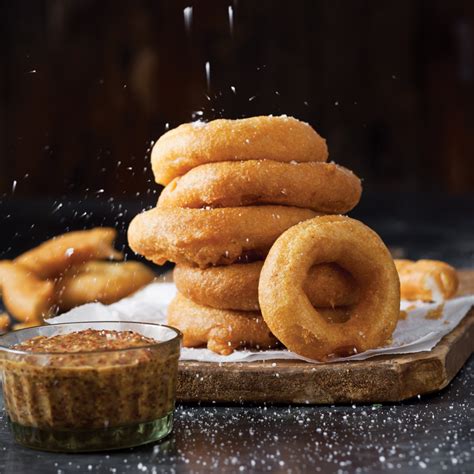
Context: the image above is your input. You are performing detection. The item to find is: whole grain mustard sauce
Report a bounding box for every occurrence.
[1,329,179,431]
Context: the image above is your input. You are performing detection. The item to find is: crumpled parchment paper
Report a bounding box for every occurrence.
[47,282,474,363]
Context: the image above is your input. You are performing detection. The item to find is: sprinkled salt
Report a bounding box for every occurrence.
[228,6,234,35]
[205,61,211,90]
[183,6,193,34]
[65,248,75,257]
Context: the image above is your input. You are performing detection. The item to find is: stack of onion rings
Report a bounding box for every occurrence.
[129,115,375,355]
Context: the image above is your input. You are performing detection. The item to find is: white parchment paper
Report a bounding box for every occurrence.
[47,282,474,363]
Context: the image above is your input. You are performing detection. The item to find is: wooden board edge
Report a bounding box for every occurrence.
[176,309,473,404]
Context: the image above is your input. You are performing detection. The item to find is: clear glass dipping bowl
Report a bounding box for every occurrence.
[0,321,181,452]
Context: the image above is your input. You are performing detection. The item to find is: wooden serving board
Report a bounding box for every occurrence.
[175,271,474,404]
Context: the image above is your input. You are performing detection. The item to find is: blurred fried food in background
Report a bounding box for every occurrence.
[0,228,154,329]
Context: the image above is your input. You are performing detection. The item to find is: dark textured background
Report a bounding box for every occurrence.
[1,0,474,266]
[1,0,474,199]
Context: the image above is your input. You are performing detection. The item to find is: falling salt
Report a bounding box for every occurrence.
[183,6,193,34]
[248,95,256,101]
[205,61,211,90]
[28,69,37,74]
[51,202,63,213]
[230,85,236,94]
[165,122,170,130]
[228,6,234,35]
[11,180,17,193]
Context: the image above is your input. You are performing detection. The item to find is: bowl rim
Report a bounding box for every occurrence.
[0,321,182,356]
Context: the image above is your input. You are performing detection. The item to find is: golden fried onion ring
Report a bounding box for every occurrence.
[15,228,123,279]
[151,116,328,185]
[128,206,317,268]
[158,160,361,213]
[0,261,55,322]
[56,261,155,310]
[395,259,458,301]
[174,261,358,311]
[167,293,278,355]
[259,216,400,360]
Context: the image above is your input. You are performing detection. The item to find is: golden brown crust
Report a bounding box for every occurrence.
[0,261,55,322]
[56,261,155,310]
[174,261,358,311]
[394,259,459,301]
[151,116,328,185]
[158,160,361,213]
[128,206,318,268]
[167,293,278,355]
[15,228,123,279]
[259,216,400,361]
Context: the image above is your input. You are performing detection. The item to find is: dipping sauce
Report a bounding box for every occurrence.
[0,323,181,452]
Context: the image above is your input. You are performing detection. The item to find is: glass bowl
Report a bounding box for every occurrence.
[0,321,181,452]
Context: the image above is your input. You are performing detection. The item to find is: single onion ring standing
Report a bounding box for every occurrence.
[158,160,361,214]
[258,215,400,360]
[151,116,328,185]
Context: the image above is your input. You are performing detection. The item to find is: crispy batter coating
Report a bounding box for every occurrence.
[151,116,328,185]
[174,261,358,311]
[128,206,318,268]
[15,228,123,279]
[56,261,155,310]
[0,261,55,322]
[158,160,361,213]
[259,216,400,361]
[167,292,278,355]
[395,259,458,301]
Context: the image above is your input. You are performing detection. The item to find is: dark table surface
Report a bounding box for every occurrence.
[0,194,473,473]
[0,358,472,473]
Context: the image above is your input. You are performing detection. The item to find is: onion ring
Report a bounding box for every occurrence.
[0,261,55,322]
[174,261,358,311]
[151,116,328,185]
[15,228,123,279]
[258,216,400,360]
[395,259,458,301]
[167,293,279,355]
[56,261,155,310]
[158,160,361,213]
[128,206,317,268]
